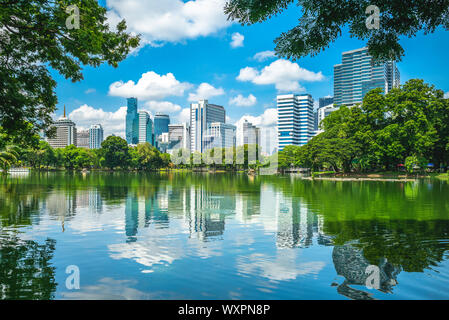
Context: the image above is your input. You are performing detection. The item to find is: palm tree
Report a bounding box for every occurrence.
[0,145,19,173]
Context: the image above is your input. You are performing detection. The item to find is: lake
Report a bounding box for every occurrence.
[1,172,448,300]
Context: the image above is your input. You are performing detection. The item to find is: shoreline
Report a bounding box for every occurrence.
[3,168,448,181]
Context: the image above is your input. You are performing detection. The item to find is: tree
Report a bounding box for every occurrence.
[0,144,19,172]
[131,143,164,170]
[100,136,131,170]
[224,0,449,62]
[277,79,448,173]
[0,0,140,136]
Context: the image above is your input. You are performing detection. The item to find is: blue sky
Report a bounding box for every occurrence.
[52,0,449,138]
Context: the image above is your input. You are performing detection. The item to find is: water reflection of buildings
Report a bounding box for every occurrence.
[122,180,332,247]
[275,192,327,248]
[187,187,227,241]
[43,188,103,231]
[124,190,169,242]
[235,193,260,222]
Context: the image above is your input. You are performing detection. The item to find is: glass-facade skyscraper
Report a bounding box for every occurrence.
[154,113,170,137]
[277,94,314,151]
[89,124,104,149]
[138,111,154,145]
[334,47,400,106]
[126,97,139,144]
[319,96,334,108]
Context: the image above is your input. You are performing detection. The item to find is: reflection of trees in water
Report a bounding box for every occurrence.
[326,219,449,273]
[326,219,449,299]
[0,235,57,300]
[0,180,49,227]
[332,243,400,300]
[265,177,449,298]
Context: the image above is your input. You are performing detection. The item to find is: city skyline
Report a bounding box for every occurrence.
[49,1,449,144]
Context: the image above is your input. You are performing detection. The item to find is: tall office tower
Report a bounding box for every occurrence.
[47,106,77,148]
[190,100,226,153]
[319,96,334,109]
[242,120,260,146]
[154,113,170,137]
[277,94,314,151]
[386,61,400,92]
[138,111,154,145]
[203,122,236,150]
[89,124,104,149]
[313,110,319,131]
[77,130,90,148]
[168,123,190,151]
[126,97,139,145]
[334,47,400,106]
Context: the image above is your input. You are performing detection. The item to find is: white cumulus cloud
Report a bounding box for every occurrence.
[444,92,449,99]
[69,104,127,138]
[229,94,257,107]
[234,108,278,152]
[237,59,324,92]
[143,101,182,113]
[106,0,231,46]
[253,50,276,62]
[176,108,191,124]
[230,32,244,48]
[188,82,225,102]
[108,71,191,100]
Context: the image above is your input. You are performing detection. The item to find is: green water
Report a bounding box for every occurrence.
[0,172,448,300]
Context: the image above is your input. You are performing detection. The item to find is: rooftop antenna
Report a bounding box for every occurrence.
[63,105,66,118]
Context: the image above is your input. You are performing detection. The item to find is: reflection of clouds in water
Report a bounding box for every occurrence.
[108,220,223,271]
[61,277,182,300]
[66,205,124,234]
[236,251,325,281]
[109,238,184,269]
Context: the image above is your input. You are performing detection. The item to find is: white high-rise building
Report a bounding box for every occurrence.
[317,104,339,130]
[203,122,236,150]
[190,100,225,153]
[46,106,77,149]
[277,94,314,151]
[237,120,260,147]
[77,130,90,148]
[89,124,104,149]
[138,111,154,145]
[168,123,190,151]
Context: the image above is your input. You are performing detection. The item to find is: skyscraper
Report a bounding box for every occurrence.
[89,124,104,149]
[138,111,154,145]
[126,97,139,145]
[190,100,226,153]
[47,105,77,148]
[77,130,90,148]
[168,123,190,151]
[319,96,334,109]
[203,122,236,150]
[154,113,170,137]
[277,94,314,151]
[334,47,400,106]
[242,120,260,146]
